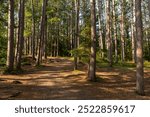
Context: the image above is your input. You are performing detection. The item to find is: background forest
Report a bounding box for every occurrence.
[0,0,150,99]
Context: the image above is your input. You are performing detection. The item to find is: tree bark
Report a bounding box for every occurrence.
[74,0,80,70]
[135,0,145,95]
[16,0,25,70]
[6,0,15,71]
[120,0,125,62]
[131,0,136,63]
[112,0,118,63]
[148,0,150,17]
[88,0,96,81]
[148,0,150,61]
[31,0,36,60]
[43,15,48,59]
[36,0,47,66]
[97,0,104,58]
[106,0,112,67]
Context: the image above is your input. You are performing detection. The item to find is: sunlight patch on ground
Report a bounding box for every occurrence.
[97,72,120,76]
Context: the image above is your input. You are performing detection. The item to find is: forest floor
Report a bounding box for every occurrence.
[0,57,150,100]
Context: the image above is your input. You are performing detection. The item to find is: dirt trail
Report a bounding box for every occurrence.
[0,57,150,100]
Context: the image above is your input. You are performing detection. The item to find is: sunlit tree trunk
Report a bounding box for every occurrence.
[135,0,145,95]
[88,0,96,81]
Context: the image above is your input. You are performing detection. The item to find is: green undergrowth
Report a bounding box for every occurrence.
[79,56,150,70]
[3,68,24,75]
[35,64,46,69]
[144,61,150,69]
[114,62,136,70]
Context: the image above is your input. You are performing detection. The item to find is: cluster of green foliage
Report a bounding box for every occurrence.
[0,0,150,69]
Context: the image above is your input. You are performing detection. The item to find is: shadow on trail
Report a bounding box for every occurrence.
[0,57,150,100]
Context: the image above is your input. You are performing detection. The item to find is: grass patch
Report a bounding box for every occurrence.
[144,61,150,69]
[114,62,136,68]
[96,61,109,68]
[35,64,46,69]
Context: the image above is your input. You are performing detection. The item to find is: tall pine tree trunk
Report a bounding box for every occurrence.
[97,0,104,58]
[147,0,150,61]
[135,0,145,95]
[106,0,112,67]
[36,0,47,66]
[120,0,125,62]
[31,0,36,60]
[148,0,150,17]
[131,0,136,63]
[112,0,118,63]
[74,0,80,70]
[6,0,15,71]
[16,0,25,70]
[88,0,96,81]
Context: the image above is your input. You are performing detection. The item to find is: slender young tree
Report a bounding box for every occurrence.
[74,0,80,70]
[31,0,36,60]
[70,0,75,52]
[88,0,96,81]
[6,0,15,71]
[135,0,145,95]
